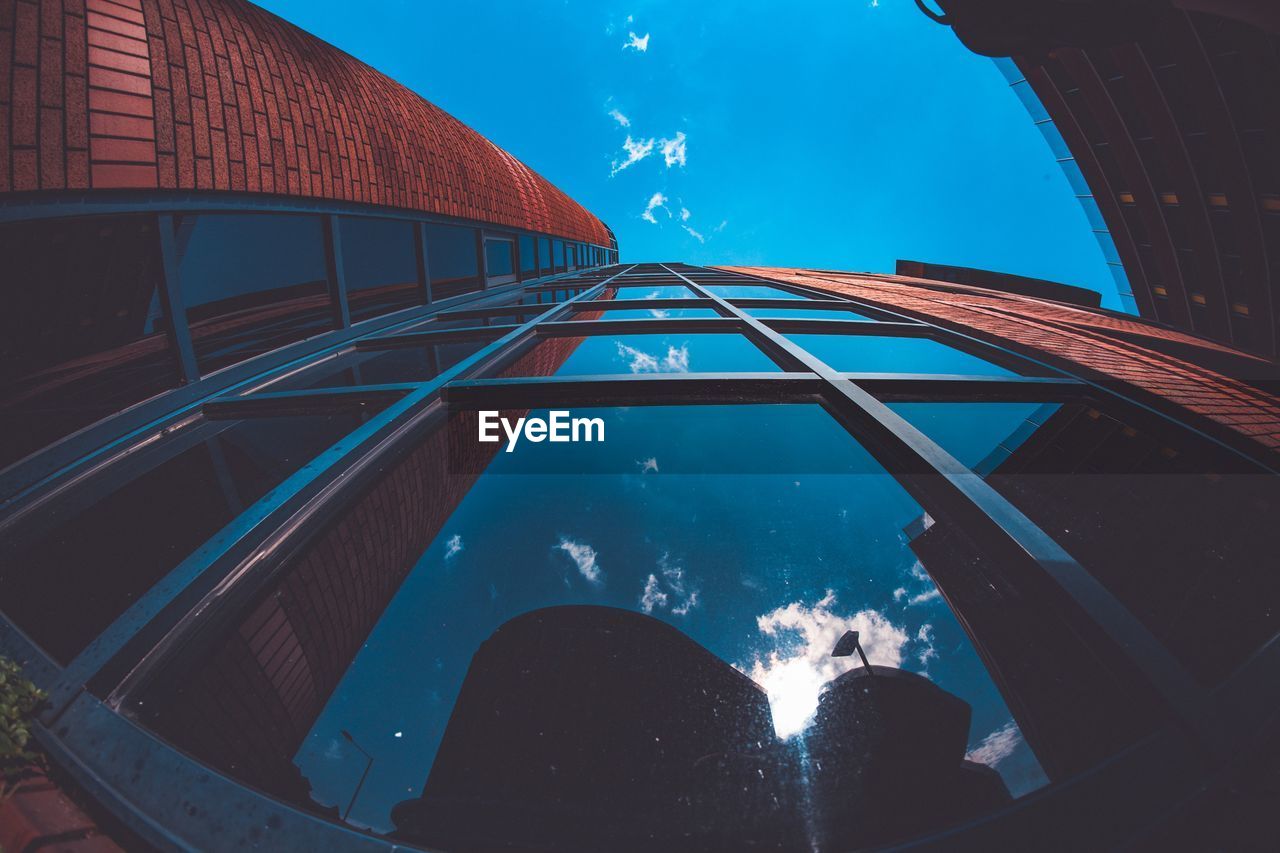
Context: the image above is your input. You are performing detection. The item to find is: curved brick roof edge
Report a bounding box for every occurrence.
[0,0,613,246]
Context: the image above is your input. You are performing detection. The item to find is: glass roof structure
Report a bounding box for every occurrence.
[2,262,1278,851]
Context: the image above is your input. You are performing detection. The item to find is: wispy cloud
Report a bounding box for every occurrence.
[659,132,687,167]
[615,340,689,373]
[556,537,602,585]
[739,591,909,738]
[916,623,938,665]
[641,191,668,223]
[682,225,705,243]
[892,561,942,607]
[680,207,691,222]
[637,457,659,473]
[444,534,463,560]
[608,108,631,128]
[623,31,650,52]
[966,720,1022,768]
[612,135,656,176]
[638,553,699,616]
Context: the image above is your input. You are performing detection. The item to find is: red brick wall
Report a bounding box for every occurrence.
[719,266,1280,456]
[0,0,612,245]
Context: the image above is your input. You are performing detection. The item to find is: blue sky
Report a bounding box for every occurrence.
[256,0,1122,309]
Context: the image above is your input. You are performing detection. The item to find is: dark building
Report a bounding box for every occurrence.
[390,606,1009,852]
[3,2,1280,852]
[919,0,1280,357]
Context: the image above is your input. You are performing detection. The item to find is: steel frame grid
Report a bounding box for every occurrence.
[0,262,1276,852]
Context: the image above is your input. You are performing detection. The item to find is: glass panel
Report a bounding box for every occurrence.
[484,240,515,278]
[0,214,180,470]
[538,237,551,273]
[747,307,878,321]
[519,235,536,278]
[891,400,1280,686]
[252,341,488,393]
[0,411,373,664]
[178,213,333,376]
[500,334,780,377]
[789,334,1022,377]
[567,308,722,321]
[136,403,1168,848]
[426,224,481,300]
[553,240,566,273]
[706,285,807,300]
[606,285,698,300]
[340,217,421,323]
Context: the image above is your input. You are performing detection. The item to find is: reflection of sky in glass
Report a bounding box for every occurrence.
[568,308,722,321]
[790,334,1022,377]
[293,405,1046,831]
[748,307,878,321]
[707,284,808,299]
[607,285,698,300]
[514,333,781,376]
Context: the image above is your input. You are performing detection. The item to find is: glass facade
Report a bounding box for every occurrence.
[425,224,481,300]
[0,215,180,470]
[484,238,515,279]
[340,217,422,323]
[2,260,1273,851]
[178,213,334,375]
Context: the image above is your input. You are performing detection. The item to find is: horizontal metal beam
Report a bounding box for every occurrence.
[536,317,744,337]
[202,385,419,419]
[762,318,931,336]
[443,372,823,407]
[571,298,718,311]
[355,324,517,350]
[846,373,1085,401]
[433,302,564,321]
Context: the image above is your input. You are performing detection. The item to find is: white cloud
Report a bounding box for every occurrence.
[444,534,463,560]
[659,131,687,167]
[612,135,656,176]
[638,553,700,616]
[639,574,668,613]
[680,207,691,222]
[740,591,910,739]
[907,588,941,606]
[615,341,690,373]
[623,31,650,52]
[916,623,938,665]
[637,457,659,473]
[626,14,634,24]
[894,560,942,606]
[966,720,1022,768]
[556,537,602,585]
[641,191,668,223]
[682,225,705,243]
[608,108,631,128]
[715,220,728,233]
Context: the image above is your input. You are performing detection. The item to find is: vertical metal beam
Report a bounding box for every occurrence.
[660,264,1205,734]
[415,221,433,305]
[156,214,200,383]
[475,228,488,290]
[323,214,351,329]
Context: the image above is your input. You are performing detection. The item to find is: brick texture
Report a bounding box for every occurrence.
[719,266,1280,456]
[1,0,611,244]
[0,768,125,853]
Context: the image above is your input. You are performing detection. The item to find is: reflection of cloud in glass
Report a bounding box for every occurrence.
[556,537,602,585]
[444,533,463,560]
[636,457,659,473]
[740,590,909,739]
[615,341,690,373]
[966,720,1022,767]
[638,553,699,616]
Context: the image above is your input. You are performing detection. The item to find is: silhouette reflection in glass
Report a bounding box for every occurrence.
[390,606,1009,851]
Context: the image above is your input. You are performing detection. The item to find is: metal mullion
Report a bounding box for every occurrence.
[536,317,743,337]
[442,372,824,409]
[570,297,717,312]
[202,384,419,419]
[846,373,1085,402]
[761,318,932,336]
[434,302,562,321]
[661,264,1205,732]
[355,324,518,350]
[51,265,637,717]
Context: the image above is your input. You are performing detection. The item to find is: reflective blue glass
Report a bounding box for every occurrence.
[788,334,1021,376]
